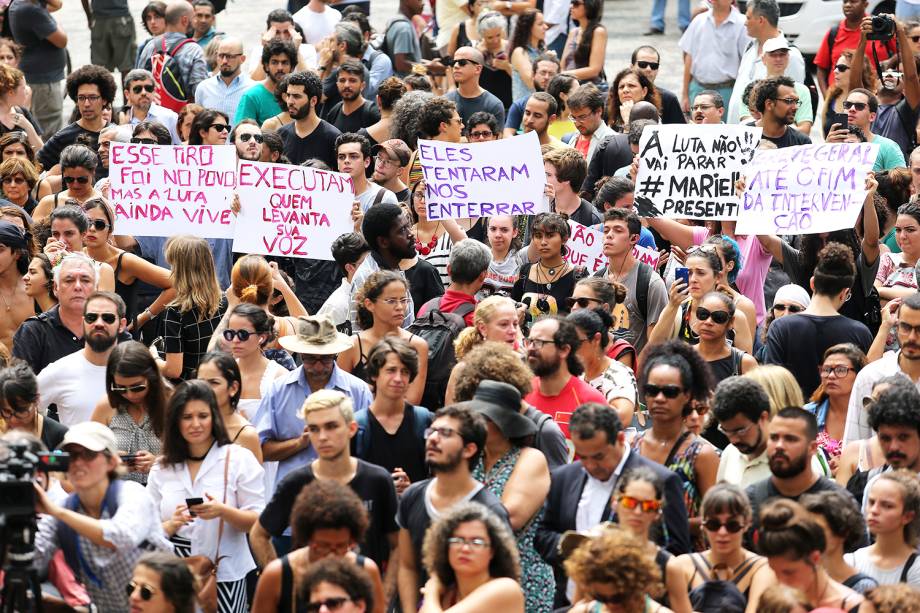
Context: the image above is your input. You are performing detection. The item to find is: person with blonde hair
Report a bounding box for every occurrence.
[158,235,228,381]
[0,63,42,149]
[865,583,920,613]
[744,365,804,416]
[0,156,39,214]
[754,584,812,613]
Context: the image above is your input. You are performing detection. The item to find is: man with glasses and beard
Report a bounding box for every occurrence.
[236,38,297,126]
[230,120,264,161]
[395,404,509,613]
[279,71,342,168]
[194,36,252,125]
[745,407,851,547]
[36,291,127,426]
[118,69,181,144]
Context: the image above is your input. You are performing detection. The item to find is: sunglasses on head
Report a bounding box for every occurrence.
[703,518,745,533]
[565,296,603,309]
[305,597,351,613]
[223,328,257,342]
[238,133,264,143]
[843,101,868,111]
[111,382,148,394]
[696,306,730,324]
[130,137,157,145]
[636,60,659,70]
[447,58,479,68]
[63,176,89,185]
[772,303,804,313]
[618,494,662,513]
[89,219,110,232]
[126,581,156,601]
[643,383,684,399]
[131,84,155,94]
[84,312,118,325]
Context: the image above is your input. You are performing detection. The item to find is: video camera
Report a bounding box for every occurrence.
[0,444,69,521]
[868,14,896,41]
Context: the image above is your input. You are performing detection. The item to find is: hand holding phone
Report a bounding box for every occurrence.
[675,267,690,285]
[185,497,204,517]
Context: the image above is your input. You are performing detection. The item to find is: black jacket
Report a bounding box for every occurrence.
[581,133,634,200]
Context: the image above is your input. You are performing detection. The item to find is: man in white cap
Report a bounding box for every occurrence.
[32,422,167,612]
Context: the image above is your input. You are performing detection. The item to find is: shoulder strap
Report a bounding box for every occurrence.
[454,301,475,318]
[636,261,652,322]
[895,100,918,148]
[663,431,693,468]
[354,409,370,458]
[411,404,432,442]
[166,37,194,57]
[214,446,231,566]
[900,552,918,583]
[372,186,386,207]
[826,25,839,65]
[731,347,745,376]
[689,553,712,583]
[732,555,763,584]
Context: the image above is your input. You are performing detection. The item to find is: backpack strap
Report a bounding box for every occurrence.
[372,186,386,207]
[900,552,918,583]
[453,301,475,319]
[420,295,444,316]
[826,24,839,68]
[353,409,370,458]
[730,347,745,376]
[411,404,433,442]
[636,261,652,325]
[166,36,194,57]
[894,99,918,151]
[688,552,712,584]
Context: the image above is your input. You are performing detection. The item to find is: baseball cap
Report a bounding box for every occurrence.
[58,422,119,456]
[371,139,411,167]
[762,38,791,54]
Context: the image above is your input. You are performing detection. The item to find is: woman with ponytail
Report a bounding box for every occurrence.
[571,276,636,369]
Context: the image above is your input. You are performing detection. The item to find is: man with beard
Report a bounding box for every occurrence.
[503,53,561,137]
[193,36,251,125]
[845,293,920,443]
[713,376,825,488]
[859,383,920,508]
[236,38,297,126]
[324,59,380,134]
[395,404,509,613]
[523,316,607,441]
[561,84,614,163]
[754,76,811,148]
[36,291,127,426]
[251,390,398,572]
[230,120,263,161]
[371,139,411,202]
[745,407,850,546]
[279,71,341,168]
[117,70,180,144]
[522,92,563,148]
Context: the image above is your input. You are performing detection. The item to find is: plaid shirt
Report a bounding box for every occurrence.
[136,32,210,100]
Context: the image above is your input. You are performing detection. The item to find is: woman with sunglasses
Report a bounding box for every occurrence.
[34,144,102,221]
[128,552,198,613]
[44,205,116,291]
[759,499,870,611]
[147,380,265,613]
[693,292,757,386]
[91,340,167,484]
[409,179,468,288]
[571,276,636,369]
[197,350,263,462]
[23,253,56,314]
[755,285,810,362]
[568,308,637,427]
[188,109,230,146]
[671,483,774,613]
[634,340,719,549]
[820,50,876,138]
[81,197,175,327]
[131,120,172,146]
[177,103,205,144]
[0,361,67,450]
[339,270,428,405]
[805,343,867,472]
[0,155,39,214]
[420,502,524,613]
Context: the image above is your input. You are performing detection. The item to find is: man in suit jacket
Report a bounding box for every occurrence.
[535,402,691,608]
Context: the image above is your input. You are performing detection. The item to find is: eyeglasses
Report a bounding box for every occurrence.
[834,64,850,72]
[130,137,157,145]
[592,593,627,605]
[375,155,396,167]
[84,312,118,325]
[523,337,557,349]
[223,328,256,342]
[238,133,263,143]
[617,495,662,513]
[565,296,604,309]
[1,175,25,185]
[820,365,855,378]
[63,176,90,185]
[772,97,800,106]
[305,597,351,613]
[424,426,458,439]
[447,536,490,549]
[469,130,494,139]
[76,95,102,104]
[302,354,337,365]
[217,53,244,60]
[0,404,33,420]
[702,518,745,533]
[380,297,411,307]
[448,58,480,68]
[636,60,659,70]
[89,219,110,232]
[131,84,155,94]
[696,306,731,325]
[643,383,684,399]
[412,190,426,201]
[67,447,102,462]
[111,383,148,394]
[843,101,868,111]
[717,422,756,438]
[209,123,230,133]
[898,321,920,336]
[691,104,715,111]
[126,581,157,601]
[772,304,804,314]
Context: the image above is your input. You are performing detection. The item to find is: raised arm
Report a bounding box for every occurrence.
[646,217,697,251]
[861,173,881,266]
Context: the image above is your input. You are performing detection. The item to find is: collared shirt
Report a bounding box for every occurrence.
[717,445,771,489]
[348,251,414,331]
[137,32,210,99]
[568,122,616,164]
[317,277,353,329]
[194,72,253,125]
[844,350,920,443]
[726,31,806,124]
[679,7,750,85]
[126,103,180,144]
[362,45,394,100]
[254,364,372,490]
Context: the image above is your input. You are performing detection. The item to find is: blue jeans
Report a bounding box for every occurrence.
[650,0,691,31]
[896,0,920,19]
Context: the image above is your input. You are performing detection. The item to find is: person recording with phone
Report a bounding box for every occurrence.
[826,87,907,171]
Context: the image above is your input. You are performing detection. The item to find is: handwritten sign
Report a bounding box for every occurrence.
[634,124,761,220]
[232,161,355,260]
[734,142,879,235]
[110,143,237,238]
[633,243,660,269]
[417,130,547,221]
[564,220,607,272]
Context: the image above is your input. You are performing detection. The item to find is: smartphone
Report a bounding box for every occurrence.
[675,267,690,285]
[185,497,204,517]
[833,112,849,129]
[119,453,137,464]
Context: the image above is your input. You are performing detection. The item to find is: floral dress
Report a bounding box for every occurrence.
[473,447,554,613]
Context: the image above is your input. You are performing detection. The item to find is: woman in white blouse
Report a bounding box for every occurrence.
[147,379,265,613]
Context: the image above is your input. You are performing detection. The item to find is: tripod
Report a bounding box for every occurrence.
[0,519,44,613]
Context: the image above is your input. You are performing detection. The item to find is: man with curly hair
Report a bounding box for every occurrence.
[417,97,463,143]
[37,64,116,170]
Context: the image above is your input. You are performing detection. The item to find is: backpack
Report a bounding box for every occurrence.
[376,14,411,58]
[687,553,756,613]
[407,297,475,410]
[353,403,433,458]
[593,260,653,325]
[145,36,195,112]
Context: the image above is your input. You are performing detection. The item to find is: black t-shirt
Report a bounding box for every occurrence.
[393,187,410,203]
[37,122,103,170]
[659,87,687,125]
[360,406,428,484]
[40,415,68,450]
[0,108,43,138]
[764,313,872,398]
[325,99,380,134]
[404,258,445,315]
[258,459,399,565]
[511,262,588,317]
[762,126,812,149]
[279,120,342,169]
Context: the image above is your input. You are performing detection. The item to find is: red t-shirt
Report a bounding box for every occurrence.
[418,289,476,326]
[814,18,896,87]
[524,375,608,438]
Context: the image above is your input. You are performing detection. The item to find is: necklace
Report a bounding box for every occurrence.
[188,441,215,462]
[0,287,15,311]
[536,261,566,290]
[414,223,441,256]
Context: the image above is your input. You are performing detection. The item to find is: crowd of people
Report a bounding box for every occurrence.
[1,0,920,612]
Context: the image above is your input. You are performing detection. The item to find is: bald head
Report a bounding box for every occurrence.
[452,46,485,87]
[165,1,193,26]
[217,36,245,78]
[218,36,244,54]
[455,46,485,65]
[629,101,660,123]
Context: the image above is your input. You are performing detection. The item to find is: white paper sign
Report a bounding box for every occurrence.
[633,243,661,269]
[564,220,607,272]
[734,142,879,235]
[417,130,548,220]
[232,160,355,260]
[634,124,761,220]
[109,143,237,238]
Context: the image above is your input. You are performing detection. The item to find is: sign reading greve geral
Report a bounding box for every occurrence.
[231,160,355,260]
[109,143,237,238]
[564,220,661,274]
[634,124,761,220]
[417,130,548,221]
[734,142,879,235]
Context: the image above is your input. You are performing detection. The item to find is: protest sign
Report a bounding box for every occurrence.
[634,124,761,220]
[734,142,879,235]
[109,143,237,238]
[633,243,660,269]
[232,160,355,260]
[564,220,606,272]
[417,130,547,221]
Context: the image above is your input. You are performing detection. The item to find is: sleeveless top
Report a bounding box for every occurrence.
[279,553,367,613]
[687,552,765,604]
[511,45,540,101]
[113,252,141,325]
[456,21,472,50]
[706,347,746,385]
[352,333,416,383]
[109,408,161,485]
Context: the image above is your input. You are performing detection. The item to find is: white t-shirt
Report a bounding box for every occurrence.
[358,182,398,213]
[37,350,107,426]
[292,4,342,45]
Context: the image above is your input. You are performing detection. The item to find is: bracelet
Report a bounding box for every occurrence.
[142,308,153,320]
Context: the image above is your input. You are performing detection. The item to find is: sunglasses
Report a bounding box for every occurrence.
[912,35,920,43]
[834,64,850,72]
[643,383,684,399]
[1,176,26,185]
[126,581,157,601]
[209,123,230,133]
[223,328,256,342]
[111,383,148,394]
[448,58,479,67]
[63,176,90,185]
[305,597,351,613]
[772,303,804,314]
[130,137,157,145]
[67,447,103,462]
[565,296,603,309]
[702,518,745,533]
[238,133,264,143]
[89,219,110,232]
[636,60,659,70]
[696,306,730,324]
[843,101,868,111]
[84,312,118,324]
[617,494,662,513]
[131,84,155,94]
[592,593,627,605]
[469,130,493,139]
